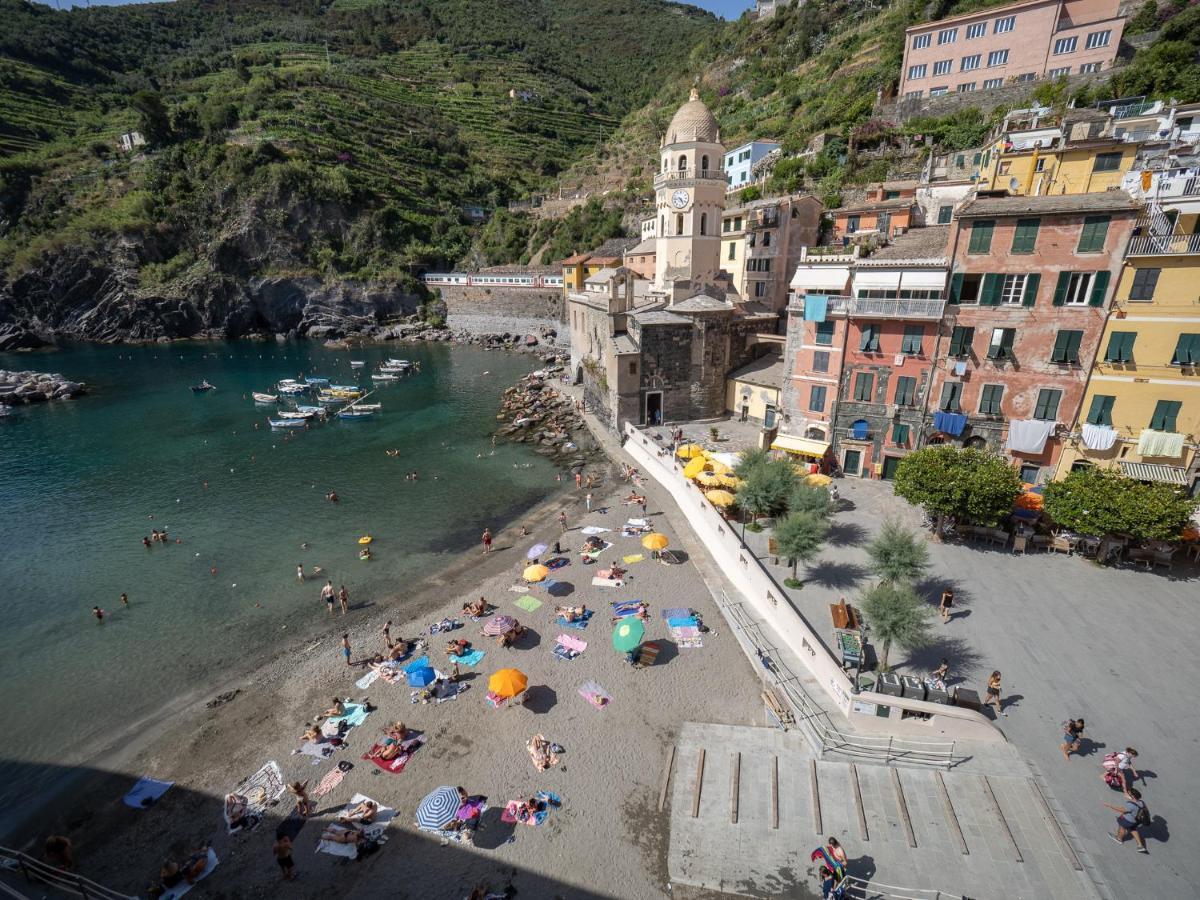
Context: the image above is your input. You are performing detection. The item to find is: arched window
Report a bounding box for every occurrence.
[678,155,687,172]
[676,213,684,235]
[701,155,709,173]
[700,212,707,235]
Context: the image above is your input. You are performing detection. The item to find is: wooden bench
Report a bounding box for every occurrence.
[829,599,859,631]
[767,537,779,565]
[762,687,794,730]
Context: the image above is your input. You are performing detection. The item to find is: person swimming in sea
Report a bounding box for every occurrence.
[92,606,104,623]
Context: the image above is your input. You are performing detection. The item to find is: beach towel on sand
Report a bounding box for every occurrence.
[502,792,561,826]
[312,766,346,799]
[661,607,691,620]
[124,777,174,809]
[611,600,642,617]
[226,761,284,832]
[453,648,486,667]
[580,526,610,535]
[159,848,218,900]
[557,610,592,630]
[297,740,336,761]
[318,794,394,858]
[579,681,611,710]
[515,595,544,613]
[327,703,370,729]
[363,737,425,774]
[592,576,624,588]
[622,554,644,565]
[355,669,380,690]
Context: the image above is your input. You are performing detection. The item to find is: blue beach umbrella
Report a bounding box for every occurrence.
[407,666,436,688]
[416,785,461,830]
[527,543,549,560]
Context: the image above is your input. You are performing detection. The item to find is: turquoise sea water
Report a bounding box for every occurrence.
[0,340,557,811]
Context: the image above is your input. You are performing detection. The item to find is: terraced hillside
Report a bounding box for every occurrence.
[0,0,715,331]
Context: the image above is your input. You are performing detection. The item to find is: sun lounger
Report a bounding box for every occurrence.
[160,848,218,900]
[557,609,592,629]
[123,776,174,809]
[579,680,611,710]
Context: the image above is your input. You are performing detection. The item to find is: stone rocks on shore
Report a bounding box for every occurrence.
[495,365,592,465]
[0,369,87,405]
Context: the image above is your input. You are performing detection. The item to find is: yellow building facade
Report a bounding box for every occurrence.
[1056,235,1200,490]
[979,140,1136,197]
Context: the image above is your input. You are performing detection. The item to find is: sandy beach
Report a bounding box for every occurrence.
[11,457,768,899]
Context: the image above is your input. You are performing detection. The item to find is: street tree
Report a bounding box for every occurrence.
[788,482,834,520]
[859,581,934,671]
[774,510,829,586]
[866,518,930,585]
[893,446,1022,540]
[1042,467,1198,541]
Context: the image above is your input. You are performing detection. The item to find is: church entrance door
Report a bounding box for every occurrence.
[644,391,663,426]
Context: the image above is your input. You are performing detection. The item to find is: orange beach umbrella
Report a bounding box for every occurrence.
[488,668,528,699]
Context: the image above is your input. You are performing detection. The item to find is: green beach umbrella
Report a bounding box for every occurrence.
[612,619,645,653]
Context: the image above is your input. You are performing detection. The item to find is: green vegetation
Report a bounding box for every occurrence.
[774,510,828,587]
[859,581,934,671]
[1042,468,1198,542]
[529,199,628,263]
[866,519,930,587]
[893,446,1022,538]
[0,0,715,287]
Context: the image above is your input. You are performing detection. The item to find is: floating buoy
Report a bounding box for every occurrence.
[358,535,373,545]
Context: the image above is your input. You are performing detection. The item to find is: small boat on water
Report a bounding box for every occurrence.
[276,410,313,420]
[337,408,375,419]
[329,384,360,392]
[350,403,381,411]
[295,405,328,416]
[252,392,279,403]
[305,376,331,385]
[371,373,398,382]
[277,380,308,395]
[384,359,411,368]
[269,418,307,428]
[190,381,215,393]
[350,360,366,368]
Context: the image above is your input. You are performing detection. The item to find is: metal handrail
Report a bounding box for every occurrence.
[0,847,136,900]
[654,169,726,183]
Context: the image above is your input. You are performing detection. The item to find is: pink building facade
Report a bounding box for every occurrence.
[899,0,1124,99]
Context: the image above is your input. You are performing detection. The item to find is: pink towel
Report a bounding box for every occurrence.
[312,767,345,798]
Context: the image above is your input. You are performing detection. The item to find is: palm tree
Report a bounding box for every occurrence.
[859,581,934,671]
[774,511,828,586]
[866,519,930,586]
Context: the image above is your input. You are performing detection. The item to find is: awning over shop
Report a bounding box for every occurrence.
[1118,461,1188,485]
[771,434,831,458]
[791,266,850,291]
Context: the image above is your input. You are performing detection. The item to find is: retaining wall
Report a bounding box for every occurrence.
[439,285,566,324]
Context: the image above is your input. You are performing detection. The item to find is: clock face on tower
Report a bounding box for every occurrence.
[671,189,690,209]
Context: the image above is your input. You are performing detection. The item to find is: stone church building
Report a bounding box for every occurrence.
[568,90,778,429]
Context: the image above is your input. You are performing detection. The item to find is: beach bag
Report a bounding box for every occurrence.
[1102,752,1120,772]
[1103,769,1123,790]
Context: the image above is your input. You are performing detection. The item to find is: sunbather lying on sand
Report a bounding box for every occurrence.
[446,638,471,658]
[555,604,588,622]
[302,723,323,743]
[527,734,559,771]
[462,597,489,617]
[316,697,345,720]
[338,799,378,824]
[385,721,408,741]
[623,492,645,505]
[321,824,365,845]
[154,846,209,893]
[497,625,527,649]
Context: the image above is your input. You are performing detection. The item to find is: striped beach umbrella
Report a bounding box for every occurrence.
[416,786,461,830]
[483,614,518,636]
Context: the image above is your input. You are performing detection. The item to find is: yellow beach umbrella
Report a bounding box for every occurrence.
[708,461,731,476]
[804,473,833,487]
[696,472,721,487]
[676,444,706,459]
[683,457,707,479]
[523,563,550,583]
[717,474,740,488]
[488,668,528,699]
[707,490,736,507]
[642,533,669,551]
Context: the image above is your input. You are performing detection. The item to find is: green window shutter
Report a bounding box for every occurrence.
[948,272,964,304]
[1171,333,1199,365]
[1051,330,1070,362]
[1086,394,1114,426]
[902,324,924,354]
[1011,218,1039,254]
[980,273,1002,305]
[1021,272,1041,306]
[948,325,973,357]
[854,372,874,400]
[892,423,910,444]
[1105,331,1135,363]
[895,375,916,405]
[1001,328,1016,355]
[1078,215,1110,252]
[1034,389,1062,420]
[1150,399,1182,431]
[1052,271,1071,306]
[968,220,994,253]
[1089,270,1111,306]
[939,382,960,410]
[1068,330,1083,362]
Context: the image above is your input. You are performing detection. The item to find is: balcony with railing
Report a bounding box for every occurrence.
[746,242,779,259]
[653,168,726,186]
[828,295,948,319]
[747,208,780,229]
[1127,232,1200,255]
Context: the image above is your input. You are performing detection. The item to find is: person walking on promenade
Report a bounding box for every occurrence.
[338,584,349,616]
[321,581,336,615]
[1104,787,1149,852]
[939,588,954,624]
[1104,748,1140,791]
[985,670,1006,717]
[482,528,493,554]
[341,633,352,667]
[1061,719,1086,761]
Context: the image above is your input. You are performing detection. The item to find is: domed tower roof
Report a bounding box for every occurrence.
[662,88,720,146]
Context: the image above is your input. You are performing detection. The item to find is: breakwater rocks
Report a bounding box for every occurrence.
[374,315,559,351]
[0,369,87,405]
[495,366,593,465]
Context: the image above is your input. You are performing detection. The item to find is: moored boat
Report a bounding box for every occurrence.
[350,403,381,411]
[295,405,328,416]
[268,418,307,428]
[350,360,366,368]
[371,373,398,382]
[276,410,313,420]
[337,408,375,419]
[190,381,215,393]
[252,392,279,403]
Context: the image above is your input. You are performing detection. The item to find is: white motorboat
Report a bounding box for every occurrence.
[295,405,328,416]
[252,392,279,403]
[276,410,314,420]
[371,373,398,382]
[350,360,366,368]
[350,403,381,411]
[269,418,307,428]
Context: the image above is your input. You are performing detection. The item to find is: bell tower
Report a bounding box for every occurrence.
[653,89,726,295]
